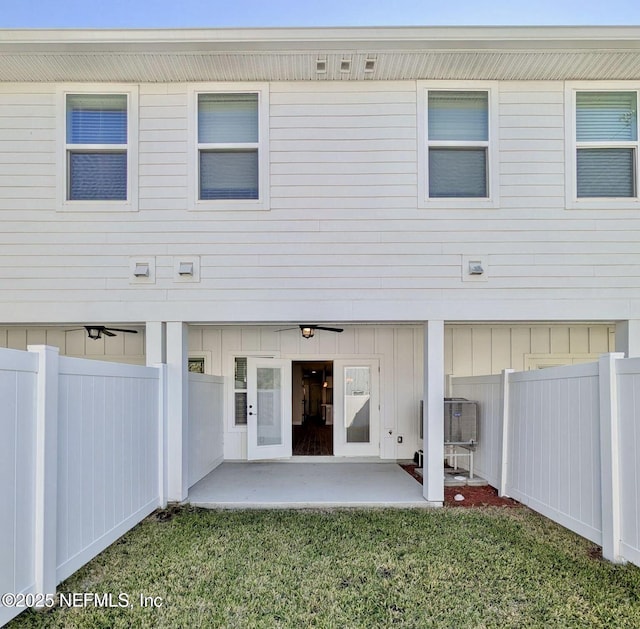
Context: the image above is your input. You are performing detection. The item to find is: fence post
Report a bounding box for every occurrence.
[499,369,514,498]
[156,364,168,509]
[28,345,59,599]
[599,352,625,563]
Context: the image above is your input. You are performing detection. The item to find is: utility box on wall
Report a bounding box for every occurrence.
[444,398,478,445]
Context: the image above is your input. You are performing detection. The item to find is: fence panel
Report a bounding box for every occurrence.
[450,375,503,487]
[617,358,640,567]
[506,363,602,544]
[56,357,161,583]
[0,349,38,626]
[188,373,224,488]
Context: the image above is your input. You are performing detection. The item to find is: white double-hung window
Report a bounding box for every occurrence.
[418,82,498,208]
[567,84,639,208]
[58,86,138,211]
[190,84,269,209]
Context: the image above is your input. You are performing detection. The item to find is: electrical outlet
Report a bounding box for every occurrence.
[397,436,403,444]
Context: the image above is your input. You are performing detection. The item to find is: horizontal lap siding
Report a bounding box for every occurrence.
[0,81,638,318]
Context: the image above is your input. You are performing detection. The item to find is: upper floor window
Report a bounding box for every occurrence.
[189,84,269,210]
[57,85,138,212]
[566,84,640,209]
[66,94,128,200]
[418,83,498,208]
[576,91,638,198]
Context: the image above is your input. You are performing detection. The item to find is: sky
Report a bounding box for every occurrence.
[1,0,640,29]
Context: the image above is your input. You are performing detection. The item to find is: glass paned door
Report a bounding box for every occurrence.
[334,359,380,457]
[247,358,292,460]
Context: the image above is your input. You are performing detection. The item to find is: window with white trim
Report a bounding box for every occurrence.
[418,83,498,208]
[576,91,638,198]
[428,91,489,198]
[191,85,269,209]
[566,84,640,208]
[66,94,128,200]
[58,86,138,212]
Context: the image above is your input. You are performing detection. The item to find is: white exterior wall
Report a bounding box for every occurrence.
[0,81,638,324]
[188,325,423,460]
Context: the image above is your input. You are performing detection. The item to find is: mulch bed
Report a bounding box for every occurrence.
[400,464,520,508]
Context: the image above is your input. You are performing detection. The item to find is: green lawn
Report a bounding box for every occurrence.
[9,506,640,628]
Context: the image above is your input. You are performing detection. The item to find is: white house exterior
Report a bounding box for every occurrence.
[1,26,639,504]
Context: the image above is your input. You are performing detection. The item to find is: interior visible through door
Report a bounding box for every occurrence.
[292,361,333,456]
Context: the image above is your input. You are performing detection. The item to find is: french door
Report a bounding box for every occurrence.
[246,357,292,460]
[333,359,380,457]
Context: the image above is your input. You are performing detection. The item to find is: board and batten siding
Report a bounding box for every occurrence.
[188,325,423,461]
[0,327,145,364]
[0,81,639,323]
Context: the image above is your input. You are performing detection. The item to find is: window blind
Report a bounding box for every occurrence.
[200,150,259,200]
[429,148,487,198]
[576,92,637,142]
[428,91,488,142]
[68,152,127,200]
[577,148,635,197]
[66,94,127,144]
[198,93,258,144]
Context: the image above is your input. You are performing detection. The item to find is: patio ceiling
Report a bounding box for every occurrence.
[1,26,640,82]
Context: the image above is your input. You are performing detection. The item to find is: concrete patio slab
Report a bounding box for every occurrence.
[188,462,434,509]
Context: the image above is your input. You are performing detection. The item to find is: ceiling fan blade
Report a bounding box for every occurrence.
[315,326,344,333]
[64,328,85,332]
[102,329,117,337]
[104,328,139,334]
[274,327,298,332]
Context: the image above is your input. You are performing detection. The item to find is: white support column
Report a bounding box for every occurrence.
[423,320,444,504]
[166,322,189,502]
[499,369,514,498]
[599,352,625,563]
[615,320,640,358]
[146,321,166,366]
[28,345,59,599]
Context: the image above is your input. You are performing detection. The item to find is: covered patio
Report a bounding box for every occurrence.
[188,461,430,508]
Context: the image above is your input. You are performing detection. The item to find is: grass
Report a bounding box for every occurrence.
[9,506,640,628]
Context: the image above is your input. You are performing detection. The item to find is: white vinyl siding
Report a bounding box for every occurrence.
[56,84,138,212]
[1,81,639,323]
[566,82,640,209]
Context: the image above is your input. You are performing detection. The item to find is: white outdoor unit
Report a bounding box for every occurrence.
[444,398,478,446]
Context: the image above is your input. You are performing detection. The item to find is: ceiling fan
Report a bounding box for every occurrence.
[275,324,344,339]
[67,326,139,340]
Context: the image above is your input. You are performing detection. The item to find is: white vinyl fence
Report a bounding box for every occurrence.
[451,353,640,566]
[188,373,224,488]
[0,349,38,627]
[617,358,640,566]
[0,346,164,626]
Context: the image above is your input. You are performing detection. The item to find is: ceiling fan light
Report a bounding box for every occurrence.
[301,326,315,339]
[86,326,103,340]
